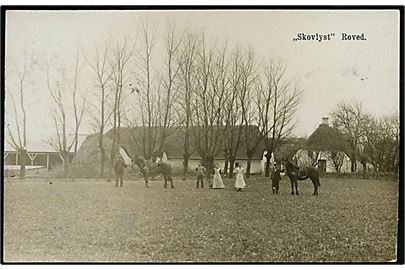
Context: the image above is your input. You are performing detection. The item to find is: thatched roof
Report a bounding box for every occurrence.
[304,123,347,152]
[273,137,307,161]
[75,125,268,164]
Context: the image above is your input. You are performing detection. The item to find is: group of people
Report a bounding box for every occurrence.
[195,162,246,191]
[195,162,282,193]
[114,154,282,193]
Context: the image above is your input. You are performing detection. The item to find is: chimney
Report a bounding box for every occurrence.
[321,117,329,126]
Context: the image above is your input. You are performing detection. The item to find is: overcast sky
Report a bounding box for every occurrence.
[4,9,400,146]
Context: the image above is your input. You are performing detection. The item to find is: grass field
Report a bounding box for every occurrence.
[3,175,399,262]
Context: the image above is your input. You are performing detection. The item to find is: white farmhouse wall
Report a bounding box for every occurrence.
[294,149,352,173]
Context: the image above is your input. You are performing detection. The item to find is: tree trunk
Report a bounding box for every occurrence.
[182,153,189,180]
[335,164,341,173]
[19,148,27,179]
[99,132,105,178]
[247,158,253,178]
[202,156,214,179]
[158,129,167,155]
[108,127,120,181]
[392,143,399,173]
[62,151,69,178]
[362,162,367,178]
[224,158,229,177]
[107,153,114,181]
[265,151,272,177]
[183,125,190,180]
[228,158,235,179]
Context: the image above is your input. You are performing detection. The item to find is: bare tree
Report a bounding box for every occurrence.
[235,47,258,178]
[45,50,88,178]
[223,46,251,178]
[46,65,74,177]
[134,20,159,158]
[330,150,345,172]
[71,53,87,155]
[390,113,400,175]
[6,52,29,179]
[86,43,113,177]
[192,36,229,174]
[107,38,134,179]
[363,113,399,173]
[331,100,369,172]
[256,59,301,177]
[157,22,185,154]
[178,31,198,179]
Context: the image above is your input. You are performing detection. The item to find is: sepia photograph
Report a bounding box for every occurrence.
[2,6,402,263]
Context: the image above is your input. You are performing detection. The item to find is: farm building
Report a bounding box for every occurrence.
[4,135,87,176]
[293,117,353,173]
[75,125,307,176]
[4,141,75,177]
[4,141,74,169]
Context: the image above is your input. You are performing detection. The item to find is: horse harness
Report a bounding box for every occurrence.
[289,161,308,179]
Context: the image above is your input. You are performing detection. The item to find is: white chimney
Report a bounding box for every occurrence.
[321,117,329,126]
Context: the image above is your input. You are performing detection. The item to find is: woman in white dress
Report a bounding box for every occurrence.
[234,162,246,191]
[212,163,225,189]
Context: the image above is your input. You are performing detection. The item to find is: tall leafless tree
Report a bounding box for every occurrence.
[192,36,229,174]
[157,22,185,154]
[46,52,87,178]
[178,31,198,179]
[71,53,87,155]
[362,112,399,173]
[86,43,113,177]
[107,38,134,179]
[331,100,369,172]
[6,51,29,179]
[46,65,73,177]
[256,59,301,177]
[134,20,160,158]
[223,46,247,178]
[238,48,260,178]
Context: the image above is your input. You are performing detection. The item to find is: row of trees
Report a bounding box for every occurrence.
[6,20,301,179]
[330,101,399,173]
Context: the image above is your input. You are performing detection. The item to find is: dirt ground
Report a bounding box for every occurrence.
[3,175,399,262]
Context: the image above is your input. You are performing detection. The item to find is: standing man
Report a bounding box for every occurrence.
[114,156,126,187]
[195,163,207,188]
[271,163,281,194]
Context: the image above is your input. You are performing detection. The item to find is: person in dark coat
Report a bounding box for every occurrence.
[195,164,207,188]
[271,163,281,194]
[114,156,126,187]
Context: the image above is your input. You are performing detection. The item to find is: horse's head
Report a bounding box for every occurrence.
[281,157,289,168]
[153,160,171,176]
[281,158,298,173]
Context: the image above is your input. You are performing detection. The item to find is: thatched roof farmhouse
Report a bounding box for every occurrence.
[75,125,267,164]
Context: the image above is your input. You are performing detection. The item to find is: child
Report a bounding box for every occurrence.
[271,163,281,194]
[234,162,246,192]
[195,163,207,188]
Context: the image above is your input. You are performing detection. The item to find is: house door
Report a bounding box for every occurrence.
[318,159,326,173]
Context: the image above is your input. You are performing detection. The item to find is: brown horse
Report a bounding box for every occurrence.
[282,159,321,196]
[133,155,174,188]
